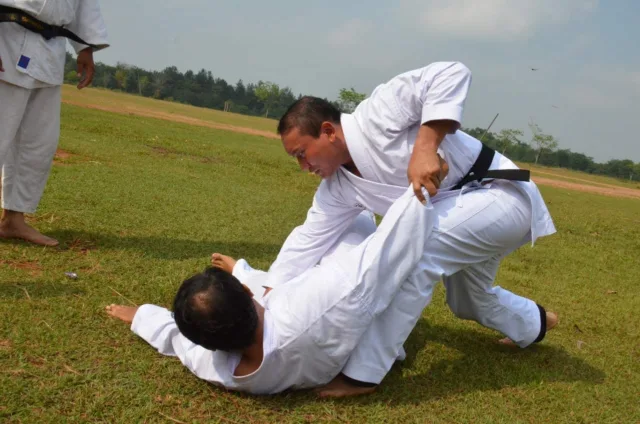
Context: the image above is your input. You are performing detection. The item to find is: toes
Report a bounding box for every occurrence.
[498,337,517,347]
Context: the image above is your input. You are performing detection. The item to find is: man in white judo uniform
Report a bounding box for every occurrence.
[0,1,109,246]
[260,61,559,396]
[106,188,437,395]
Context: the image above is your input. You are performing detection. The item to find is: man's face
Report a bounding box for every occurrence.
[281,123,346,179]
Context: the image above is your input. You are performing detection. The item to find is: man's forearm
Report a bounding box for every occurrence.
[414,119,457,155]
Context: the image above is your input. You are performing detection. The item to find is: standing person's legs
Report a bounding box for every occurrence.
[0,84,62,246]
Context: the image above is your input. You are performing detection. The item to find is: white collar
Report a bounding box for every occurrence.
[340,114,377,182]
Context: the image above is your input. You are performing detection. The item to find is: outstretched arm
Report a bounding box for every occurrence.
[106,304,229,387]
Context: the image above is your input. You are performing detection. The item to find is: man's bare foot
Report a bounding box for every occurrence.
[315,374,377,398]
[211,253,236,273]
[0,212,59,247]
[499,311,559,347]
[105,304,139,324]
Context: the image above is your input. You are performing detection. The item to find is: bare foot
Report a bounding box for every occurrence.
[105,304,139,324]
[0,215,59,246]
[315,374,377,398]
[211,253,236,273]
[499,311,559,347]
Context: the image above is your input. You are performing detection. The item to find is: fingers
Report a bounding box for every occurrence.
[412,179,437,204]
[413,180,426,204]
[77,62,94,89]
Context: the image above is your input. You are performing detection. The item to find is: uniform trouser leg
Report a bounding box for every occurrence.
[1,83,61,213]
[443,250,544,347]
[340,181,543,385]
[284,188,434,383]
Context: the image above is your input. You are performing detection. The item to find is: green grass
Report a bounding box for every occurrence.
[1,102,639,423]
[61,85,279,133]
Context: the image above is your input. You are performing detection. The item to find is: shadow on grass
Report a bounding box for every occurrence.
[249,319,605,406]
[42,229,281,261]
[0,281,85,300]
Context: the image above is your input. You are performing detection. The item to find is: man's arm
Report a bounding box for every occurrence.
[67,0,109,89]
[264,179,363,289]
[358,62,472,201]
[67,0,109,53]
[130,304,229,386]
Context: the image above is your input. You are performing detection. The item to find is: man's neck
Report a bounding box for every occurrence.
[234,301,265,377]
[343,160,362,178]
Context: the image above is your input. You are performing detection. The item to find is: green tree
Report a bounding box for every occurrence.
[496,128,524,155]
[114,68,127,91]
[528,120,559,165]
[254,81,281,118]
[65,70,79,84]
[338,87,366,113]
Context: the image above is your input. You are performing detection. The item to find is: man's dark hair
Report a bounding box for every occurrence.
[277,96,342,138]
[173,267,258,352]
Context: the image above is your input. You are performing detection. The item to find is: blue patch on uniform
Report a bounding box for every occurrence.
[17,55,31,69]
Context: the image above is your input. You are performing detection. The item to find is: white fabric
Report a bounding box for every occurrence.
[0,0,109,88]
[340,181,541,383]
[261,62,556,383]
[0,80,60,213]
[264,62,555,290]
[131,188,434,394]
[231,210,378,303]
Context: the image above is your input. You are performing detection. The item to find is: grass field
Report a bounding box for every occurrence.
[1,92,640,423]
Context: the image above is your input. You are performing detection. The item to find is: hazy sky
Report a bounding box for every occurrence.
[91,0,639,163]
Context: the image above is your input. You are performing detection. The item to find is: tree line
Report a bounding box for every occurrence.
[64,53,640,182]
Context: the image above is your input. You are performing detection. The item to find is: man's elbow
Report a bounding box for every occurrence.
[449,62,471,82]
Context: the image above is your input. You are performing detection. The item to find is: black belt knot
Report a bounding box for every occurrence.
[452,144,531,190]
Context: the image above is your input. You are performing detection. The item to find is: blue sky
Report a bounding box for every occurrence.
[92,0,639,163]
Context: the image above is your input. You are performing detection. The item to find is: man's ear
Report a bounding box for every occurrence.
[242,284,254,298]
[321,121,336,141]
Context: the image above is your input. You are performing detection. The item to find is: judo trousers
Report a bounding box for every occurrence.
[341,181,543,384]
[0,81,61,213]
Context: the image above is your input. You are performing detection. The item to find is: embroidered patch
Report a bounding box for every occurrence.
[17,55,31,69]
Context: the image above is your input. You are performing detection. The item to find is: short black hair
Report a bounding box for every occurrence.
[172,267,258,352]
[277,96,342,138]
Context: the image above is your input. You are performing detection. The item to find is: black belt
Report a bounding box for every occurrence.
[452,144,531,190]
[0,5,100,48]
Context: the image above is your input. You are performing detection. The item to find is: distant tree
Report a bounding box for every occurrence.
[496,128,524,155]
[254,81,281,118]
[528,120,559,165]
[114,68,127,91]
[65,70,79,84]
[338,87,366,113]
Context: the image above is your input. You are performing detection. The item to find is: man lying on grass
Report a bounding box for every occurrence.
[107,189,434,396]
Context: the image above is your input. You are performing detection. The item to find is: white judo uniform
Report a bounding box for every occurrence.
[262,62,558,384]
[130,189,433,395]
[0,0,108,213]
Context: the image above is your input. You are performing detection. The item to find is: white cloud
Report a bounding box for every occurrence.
[400,0,598,40]
[327,18,374,48]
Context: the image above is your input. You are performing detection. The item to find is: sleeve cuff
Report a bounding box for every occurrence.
[421,104,464,127]
[70,40,110,54]
[130,304,169,334]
